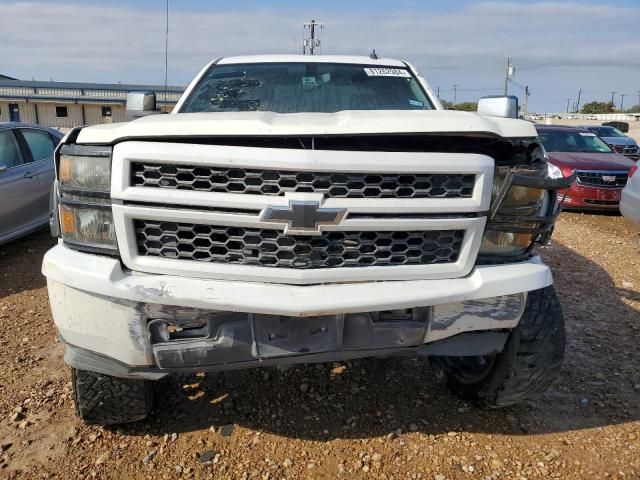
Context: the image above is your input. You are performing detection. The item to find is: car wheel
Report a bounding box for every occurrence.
[72,368,153,425]
[429,286,565,407]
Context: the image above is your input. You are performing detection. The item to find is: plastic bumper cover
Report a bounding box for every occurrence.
[43,244,552,376]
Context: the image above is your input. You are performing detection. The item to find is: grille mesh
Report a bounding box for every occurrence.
[131,163,475,199]
[134,220,464,269]
[576,171,628,188]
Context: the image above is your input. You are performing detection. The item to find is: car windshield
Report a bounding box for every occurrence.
[589,126,625,138]
[179,62,434,113]
[537,130,613,153]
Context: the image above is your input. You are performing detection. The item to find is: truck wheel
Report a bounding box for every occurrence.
[429,286,565,407]
[72,369,153,425]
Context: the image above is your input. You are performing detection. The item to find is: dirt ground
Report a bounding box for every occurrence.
[0,212,639,480]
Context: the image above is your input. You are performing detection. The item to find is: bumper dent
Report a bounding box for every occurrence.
[42,244,552,317]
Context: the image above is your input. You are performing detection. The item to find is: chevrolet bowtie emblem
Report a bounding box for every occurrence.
[261,200,346,235]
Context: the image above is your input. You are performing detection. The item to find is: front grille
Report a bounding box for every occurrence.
[623,146,639,156]
[575,171,628,188]
[134,220,464,269]
[131,163,475,199]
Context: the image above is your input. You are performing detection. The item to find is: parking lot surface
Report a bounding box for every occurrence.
[0,212,638,479]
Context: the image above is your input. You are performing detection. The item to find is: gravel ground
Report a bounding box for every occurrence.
[0,212,639,479]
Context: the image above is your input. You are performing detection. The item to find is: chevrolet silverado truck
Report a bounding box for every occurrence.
[42,55,573,425]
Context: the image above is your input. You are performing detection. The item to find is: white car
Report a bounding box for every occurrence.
[620,165,640,226]
[42,55,573,424]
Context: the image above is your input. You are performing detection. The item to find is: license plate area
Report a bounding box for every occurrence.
[596,189,621,201]
[251,314,344,358]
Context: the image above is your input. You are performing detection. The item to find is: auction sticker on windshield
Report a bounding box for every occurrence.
[364,68,411,78]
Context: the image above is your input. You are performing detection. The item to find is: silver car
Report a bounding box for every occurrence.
[0,122,64,245]
[620,165,639,227]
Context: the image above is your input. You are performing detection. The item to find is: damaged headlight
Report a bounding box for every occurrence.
[56,144,117,254]
[478,142,575,263]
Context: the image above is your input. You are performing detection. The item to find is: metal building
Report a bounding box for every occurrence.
[0,77,185,128]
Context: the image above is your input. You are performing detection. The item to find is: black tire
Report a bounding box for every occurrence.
[430,286,565,407]
[72,368,153,425]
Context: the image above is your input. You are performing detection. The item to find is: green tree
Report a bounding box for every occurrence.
[454,102,478,112]
[626,104,640,113]
[440,99,455,110]
[580,101,614,114]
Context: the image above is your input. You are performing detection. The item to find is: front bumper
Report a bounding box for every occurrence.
[43,244,553,378]
[560,183,623,210]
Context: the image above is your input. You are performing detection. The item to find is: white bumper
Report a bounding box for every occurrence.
[43,244,552,368]
[44,243,551,316]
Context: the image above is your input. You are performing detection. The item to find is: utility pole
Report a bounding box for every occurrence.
[524,85,529,115]
[611,91,616,109]
[303,20,323,55]
[566,98,571,113]
[503,57,512,96]
[576,89,582,113]
[453,84,459,104]
[620,94,626,112]
[436,86,440,99]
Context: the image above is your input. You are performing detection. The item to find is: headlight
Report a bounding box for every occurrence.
[56,144,116,254]
[546,162,563,180]
[60,204,117,251]
[478,164,549,261]
[59,147,111,192]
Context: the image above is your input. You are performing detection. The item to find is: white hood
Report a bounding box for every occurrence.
[76,110,537,144]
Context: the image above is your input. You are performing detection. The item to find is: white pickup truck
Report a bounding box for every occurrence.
[43,55,573,424]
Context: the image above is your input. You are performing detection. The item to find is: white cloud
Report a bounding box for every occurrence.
[2,1,639,111]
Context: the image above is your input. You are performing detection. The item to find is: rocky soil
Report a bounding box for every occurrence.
[0,212,638,479]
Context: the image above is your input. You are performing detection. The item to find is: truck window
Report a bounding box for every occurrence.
[180,62,434,114]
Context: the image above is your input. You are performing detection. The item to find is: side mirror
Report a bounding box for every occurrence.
[126,92,165,119]
[477,95,519,118]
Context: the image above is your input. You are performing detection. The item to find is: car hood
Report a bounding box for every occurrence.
[548,151,636,170]
[599,136,637,146]
[75,110,537,144]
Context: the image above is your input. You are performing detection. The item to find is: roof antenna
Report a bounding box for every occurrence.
[369,49,378,60]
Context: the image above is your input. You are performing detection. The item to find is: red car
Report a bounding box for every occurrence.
[536,125,636,210]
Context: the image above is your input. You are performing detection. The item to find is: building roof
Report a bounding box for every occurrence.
[0,78,184,92]
[0,74,18,80]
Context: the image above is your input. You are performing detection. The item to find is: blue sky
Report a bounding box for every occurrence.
[2,1,640,112]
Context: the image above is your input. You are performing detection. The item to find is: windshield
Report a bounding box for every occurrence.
[589,126,625,138]
[538,130,613,153]
[180,62,434,113]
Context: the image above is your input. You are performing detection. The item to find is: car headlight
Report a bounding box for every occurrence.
[476,137,577,263]
[59,146,111,192]
[56,144,117,254]
[479,171,546,260]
